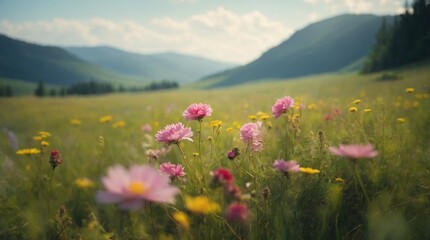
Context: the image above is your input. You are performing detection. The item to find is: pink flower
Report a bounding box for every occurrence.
[272,96,295,118]
[273,159,300,173]
[211,168,234,187]
[226,203,249,223]
[141,124,152,132]
[160,162,186,178]
[240,122,263,152]
[329,144,378,160]
[96,164,179,210]
[183,103,213,121]
[155,123,193,145]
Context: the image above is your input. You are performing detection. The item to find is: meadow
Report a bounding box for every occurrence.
[1,61,429,239]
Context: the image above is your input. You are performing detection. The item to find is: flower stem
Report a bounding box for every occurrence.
[354,163,370,203]
[48,168,55,214]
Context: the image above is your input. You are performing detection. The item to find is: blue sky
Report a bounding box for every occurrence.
[0,0,403,64]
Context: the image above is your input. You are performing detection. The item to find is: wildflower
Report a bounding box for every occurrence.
[192,152,199,157]
[141,124,152,132]
[173,212,190,230]
[160,162,186,179]
[307,103,317,110]
[185,196,220,215]
[405,88,414,93]
[41,141,49,147]
[397,118,406,123]
[211,168,234,187]
[226,127,234,133]
[155,123,193,145]
[99,115,113,123]
[183,103,212,121]
[70,119,82,126]
[299,167,321,174]
[75,177,95,188]
[227,147,240,160]
[266,121,273,129]
[33,136,43,141]
[209,120,222,127]
[248,115,257,121]
[353,99,362,105]
[272,96,295,118]
[49,149,63,169]
[96,164,179,210]
[224,184,242,202]
[240,122,263,152]
[112,121,126,128]
[226,203,249,223]
[38,131,51,138]
[16,148,40,155]
[329,144,378,160]
[348,107,358,112]
[364,108,371,113]
[273,159,300,173]
[335,177,344,183]
[259,113,270,121]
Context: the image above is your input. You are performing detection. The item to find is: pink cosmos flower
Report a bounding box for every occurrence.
[160,162,186,178]
[273,159,300,173]
[272,96,295,118]
[226,203,249,223]
[240,122,263,152]
[329,144,378,160]
[155,123,193,145]
[183,103,213,121]
[96,164,179,210]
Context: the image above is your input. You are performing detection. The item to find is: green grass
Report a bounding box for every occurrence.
[0,62,429,239]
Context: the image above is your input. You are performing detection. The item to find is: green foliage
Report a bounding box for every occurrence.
[0,62,429,239]
[34,80,45,97]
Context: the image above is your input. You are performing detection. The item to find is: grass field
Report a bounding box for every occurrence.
[1,61,429,239]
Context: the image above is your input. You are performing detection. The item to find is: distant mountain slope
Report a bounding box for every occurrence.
[65,46,237,84]
[203,14,393,88]
[0,34,142,85]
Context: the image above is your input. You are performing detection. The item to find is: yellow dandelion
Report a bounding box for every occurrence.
[335,177,344,183]
[16,148,41,155]
[226,127,234,132]
[112,120,126,128]
[397,118,406,123]
[192,152,200,157]
[41,141,49,147]
[256,111,264,117]
[209,120,222,127]
[33,136,43,141]
[259,114,270,121]
[348,107,358,112]
[307,103,317,110]
[299,167,321,175]
[99,115,113,123]
[405,88,414,93]
[248,115,257,121]
[38,131,51,138]
[185,196,220,215]
[363,108,371,113]
[70,119,82,126]
[353,99,362,105]
[75,177,95,189]
[172,211,190,230]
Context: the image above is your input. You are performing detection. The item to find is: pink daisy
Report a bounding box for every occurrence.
[155,123,193,145]
[96,164,179,210]
[240,122,263,152]
[272,159,300,173]
[329,144,378,160]
[160,162,186,178]
[183,103,213,121]
[272,96,295,118]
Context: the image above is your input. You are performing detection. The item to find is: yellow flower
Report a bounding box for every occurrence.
[363,108,371,113]
[99,115,113,123]
[41,141,49,147]
[226,127,234,132]
[112,120,126,128]
[353,99,362,105]
[16,148,41,155]
[397,118,406,123]
[299,167,321,175]
[70,119,82,126]
[75,178,95,189]
[248,115,256,121]
[307,103,317,110]
[292,113,300,120]
[172,211,190,230]
[33,136,43,141]
[348,107,358,112]
[267,121,273,129]
[38,131,51,138]
[185,196,220,215]
[192,152,200,157]
[405,88,414,93]
[259,114,270,121]
[335,177,344,183]
[209,120,222,127]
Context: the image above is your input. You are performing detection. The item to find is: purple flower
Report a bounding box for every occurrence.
[96,164,179,210]
[240,122,263,152]
[225,203,249,223]
[273,159,300,173]
[329,144,378,160]
[155,123,193,145]
[272,96,294,118]
[183,103,213,121]
[160,162,186,179]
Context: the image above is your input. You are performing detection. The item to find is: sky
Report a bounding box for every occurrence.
[0,0,404,64]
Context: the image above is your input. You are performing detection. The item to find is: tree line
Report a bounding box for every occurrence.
[0,84,13,97]
[362,0,430,73]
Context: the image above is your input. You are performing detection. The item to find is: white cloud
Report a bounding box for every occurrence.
[0,7,293,64]
[308,12,319,22]
[343,0,373,13]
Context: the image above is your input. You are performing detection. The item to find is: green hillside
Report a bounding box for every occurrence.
[65,46,237,84]
[201,14,394,88]
[0,34,147,86]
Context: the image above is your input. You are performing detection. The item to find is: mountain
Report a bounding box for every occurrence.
[0,34,144,86]
[65,46,237,84]
[200,14,394,88]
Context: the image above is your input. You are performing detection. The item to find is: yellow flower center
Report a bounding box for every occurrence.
[128,181,147,195]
